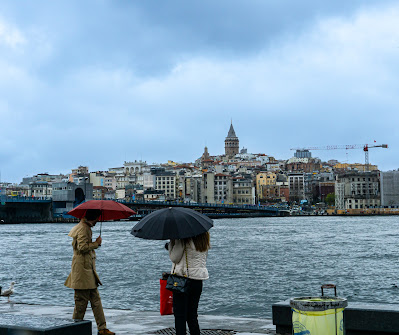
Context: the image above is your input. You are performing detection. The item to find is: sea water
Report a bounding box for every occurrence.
[1,216,398,318]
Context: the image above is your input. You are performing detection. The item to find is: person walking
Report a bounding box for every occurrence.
[167,231,210,335]
[64,209,115,335]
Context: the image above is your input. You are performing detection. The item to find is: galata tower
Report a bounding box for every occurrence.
[225,122,239,157]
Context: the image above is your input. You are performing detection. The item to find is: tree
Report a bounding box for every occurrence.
[325,193,335,206]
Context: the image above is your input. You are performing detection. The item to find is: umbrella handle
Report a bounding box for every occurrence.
[99,211,103,237]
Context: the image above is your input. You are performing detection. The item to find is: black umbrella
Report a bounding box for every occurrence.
[131,207,213,240]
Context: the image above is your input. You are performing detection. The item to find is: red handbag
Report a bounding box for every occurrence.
[160,278,173,315]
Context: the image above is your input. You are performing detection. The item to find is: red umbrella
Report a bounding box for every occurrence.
[67,200,136,235]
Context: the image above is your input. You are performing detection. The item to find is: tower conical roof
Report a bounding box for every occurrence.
[226,123,237,139]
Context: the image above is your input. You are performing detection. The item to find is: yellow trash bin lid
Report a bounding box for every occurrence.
[290,296,348,311]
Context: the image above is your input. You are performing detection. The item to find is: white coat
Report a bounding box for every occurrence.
[168,239,209,280]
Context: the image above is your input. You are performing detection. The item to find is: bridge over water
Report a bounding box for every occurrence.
[117,200,288,219]
[0,196,288,223]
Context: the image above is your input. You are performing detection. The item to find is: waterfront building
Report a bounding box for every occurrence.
[319,181,335,203]
[225,122,239,157]
[214,173,233,204]
[187,174,203,203]
[256,172,277,199]
[232,176,255,205]
[144,188,165,201]
[287,172,305,203]
[28,181,52,198]
[201,172,215,203]
[52,181,93,216]
[380,170,399,207]
[335,171,380,210]
[256,172,288,203]
[303,172,335,204]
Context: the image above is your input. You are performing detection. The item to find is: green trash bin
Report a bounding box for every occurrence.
[290,284,348,335]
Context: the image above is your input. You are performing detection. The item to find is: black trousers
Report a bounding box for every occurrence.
[173,279,203,335]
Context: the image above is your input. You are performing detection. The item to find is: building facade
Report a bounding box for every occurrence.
[335,171,380,210]
[155,171,176,200]
[380,170,399,207]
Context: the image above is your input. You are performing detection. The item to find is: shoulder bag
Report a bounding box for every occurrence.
[166,245,191,294]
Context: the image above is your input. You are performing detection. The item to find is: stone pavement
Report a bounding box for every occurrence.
[0,302,277,335]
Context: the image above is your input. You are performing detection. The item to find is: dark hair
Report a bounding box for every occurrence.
[183,231,210,252]
[84,209,102,221]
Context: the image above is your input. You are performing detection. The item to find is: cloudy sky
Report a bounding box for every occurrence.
[1,1,398,183]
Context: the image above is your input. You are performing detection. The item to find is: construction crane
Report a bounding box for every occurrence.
[290,143,388,171]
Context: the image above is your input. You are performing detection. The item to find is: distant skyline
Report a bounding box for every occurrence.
[1,0,398,183]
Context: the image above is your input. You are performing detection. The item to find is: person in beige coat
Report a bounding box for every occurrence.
[65,209,115,335]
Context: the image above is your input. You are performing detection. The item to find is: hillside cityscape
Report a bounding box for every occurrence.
[1,123,398,214]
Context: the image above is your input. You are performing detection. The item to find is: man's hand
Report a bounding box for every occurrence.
[96,236,102,246]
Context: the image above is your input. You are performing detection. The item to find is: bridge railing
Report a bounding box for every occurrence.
[0,195,52,203]
[115,199,279,212]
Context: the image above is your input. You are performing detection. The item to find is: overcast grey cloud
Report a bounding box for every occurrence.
[1,1,398,182]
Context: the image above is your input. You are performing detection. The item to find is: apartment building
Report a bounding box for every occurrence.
[104,174,117,190]
[256,172,277,199]
[232,176,255,205]
[214,173,233,204]
[93,186,107,200]
[201,172,215,203]
[155,171,176,200]
[288,173,305,203]
[335,171,380,210]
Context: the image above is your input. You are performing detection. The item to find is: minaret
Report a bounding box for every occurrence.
[225,122,239,157]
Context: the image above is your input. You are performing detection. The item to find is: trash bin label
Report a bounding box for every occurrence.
[292,308,344,335]
[293,321,311,335]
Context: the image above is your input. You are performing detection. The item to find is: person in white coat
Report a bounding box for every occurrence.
[168,231,210,335]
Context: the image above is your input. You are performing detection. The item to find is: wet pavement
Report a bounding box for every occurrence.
[0,302,277,334]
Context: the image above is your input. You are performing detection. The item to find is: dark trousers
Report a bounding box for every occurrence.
[173,279,203,335]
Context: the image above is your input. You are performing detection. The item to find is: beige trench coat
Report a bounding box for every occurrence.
[64,221,102,290]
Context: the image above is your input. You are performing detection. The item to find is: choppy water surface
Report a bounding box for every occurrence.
[1,216,399,318]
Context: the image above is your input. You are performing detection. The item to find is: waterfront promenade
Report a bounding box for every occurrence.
[0,302,276,334]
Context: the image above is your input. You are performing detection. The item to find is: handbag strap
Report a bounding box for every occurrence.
[171,243,190,278]
[184,245,189,278]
